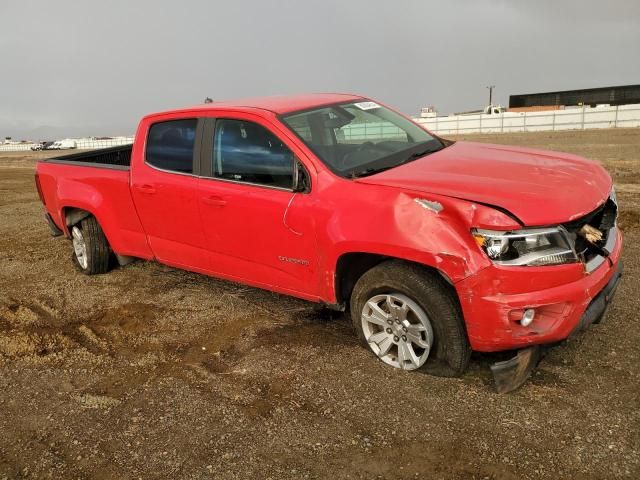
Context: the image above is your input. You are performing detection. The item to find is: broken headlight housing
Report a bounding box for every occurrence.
[473,227,578,266]
[609,186,617,210]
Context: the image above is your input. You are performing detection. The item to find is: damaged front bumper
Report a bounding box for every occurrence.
[457,227,623,353]
[490,346,542,394]
[490,260,623,393]
[570,260,623,334]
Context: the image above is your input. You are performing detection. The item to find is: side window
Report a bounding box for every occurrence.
[213,119,294,189]
[146,119,197,173]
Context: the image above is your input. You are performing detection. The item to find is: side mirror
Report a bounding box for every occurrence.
[292,159,310,193]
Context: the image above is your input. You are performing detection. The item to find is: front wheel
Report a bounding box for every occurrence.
[350,260,471,377]
[71,216,111,275]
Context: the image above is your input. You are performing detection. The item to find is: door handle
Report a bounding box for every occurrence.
[135,184,156,194]
[202,195,227,207]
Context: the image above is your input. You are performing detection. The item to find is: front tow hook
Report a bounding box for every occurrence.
[490,346,542,393]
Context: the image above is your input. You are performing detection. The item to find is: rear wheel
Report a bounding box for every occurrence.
[350,260,471,377]
[71,217,111,275]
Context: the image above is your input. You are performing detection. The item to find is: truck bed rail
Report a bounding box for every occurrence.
[44,145,132,170]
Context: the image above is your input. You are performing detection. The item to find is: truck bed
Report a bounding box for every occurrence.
[44,144,132,170]
[36,149,153,260]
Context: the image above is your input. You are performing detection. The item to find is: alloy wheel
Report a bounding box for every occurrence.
[360,293,433,370]
[72,226,88,269]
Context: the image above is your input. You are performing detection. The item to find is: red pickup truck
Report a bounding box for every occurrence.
[35,93,623,391]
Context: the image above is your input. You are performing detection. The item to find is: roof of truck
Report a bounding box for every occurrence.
[147,93,365,118]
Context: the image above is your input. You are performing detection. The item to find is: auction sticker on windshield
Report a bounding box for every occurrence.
[353,101,380,110]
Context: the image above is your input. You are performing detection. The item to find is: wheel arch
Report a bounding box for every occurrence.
[62,206,141,266]
[60,206,115,253]
[53,174,153,261]
[334,252,458,308]
[62,206,92,232]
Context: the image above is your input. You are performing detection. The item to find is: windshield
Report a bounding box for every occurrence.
[281,100,445,177]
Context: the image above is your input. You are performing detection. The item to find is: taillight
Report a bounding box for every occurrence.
[34,172,45,204]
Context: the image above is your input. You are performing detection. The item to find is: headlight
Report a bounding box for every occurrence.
[473,227,578,266]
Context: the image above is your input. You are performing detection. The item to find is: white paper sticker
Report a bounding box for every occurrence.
[353,101,381,111]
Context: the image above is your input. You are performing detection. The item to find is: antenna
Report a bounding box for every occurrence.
[486,85,495,107]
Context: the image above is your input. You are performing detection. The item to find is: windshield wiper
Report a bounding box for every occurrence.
[405,145,442,161]
[350,165,395,178]
[350,143,445,178]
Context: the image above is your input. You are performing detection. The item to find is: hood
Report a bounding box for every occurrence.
[356,141,612,226]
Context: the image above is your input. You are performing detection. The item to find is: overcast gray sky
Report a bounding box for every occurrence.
[1,0,639,139]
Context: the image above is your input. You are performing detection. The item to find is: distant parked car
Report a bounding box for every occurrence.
[31,141,55,151]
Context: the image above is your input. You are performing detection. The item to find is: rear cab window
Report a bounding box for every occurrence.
[146,119,198,173]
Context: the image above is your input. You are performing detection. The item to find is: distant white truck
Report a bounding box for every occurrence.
[419,105,507,118]
[482,105,507,115]
[50,139,77,150]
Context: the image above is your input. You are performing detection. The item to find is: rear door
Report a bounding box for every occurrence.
[197,114,319,298]
[131,116,209,269]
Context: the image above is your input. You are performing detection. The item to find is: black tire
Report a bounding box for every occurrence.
[71,216,111,275]
[350,260,471,377]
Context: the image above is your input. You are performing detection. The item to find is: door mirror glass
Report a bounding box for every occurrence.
[292,160,310,193]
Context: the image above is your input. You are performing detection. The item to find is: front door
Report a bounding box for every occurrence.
[197,115,318,299]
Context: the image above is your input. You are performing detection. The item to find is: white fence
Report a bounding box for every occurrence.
[0,143,39,152]
[340,122,405,140]
[0,136,134,152]
[414,103,640,135]
[2,103,640,152]
[75,137,134,149]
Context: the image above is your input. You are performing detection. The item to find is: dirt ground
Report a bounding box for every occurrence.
[0,129,638,479]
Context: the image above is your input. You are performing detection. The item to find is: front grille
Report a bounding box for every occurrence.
[563,195,617,264]
[599,199,618,231]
